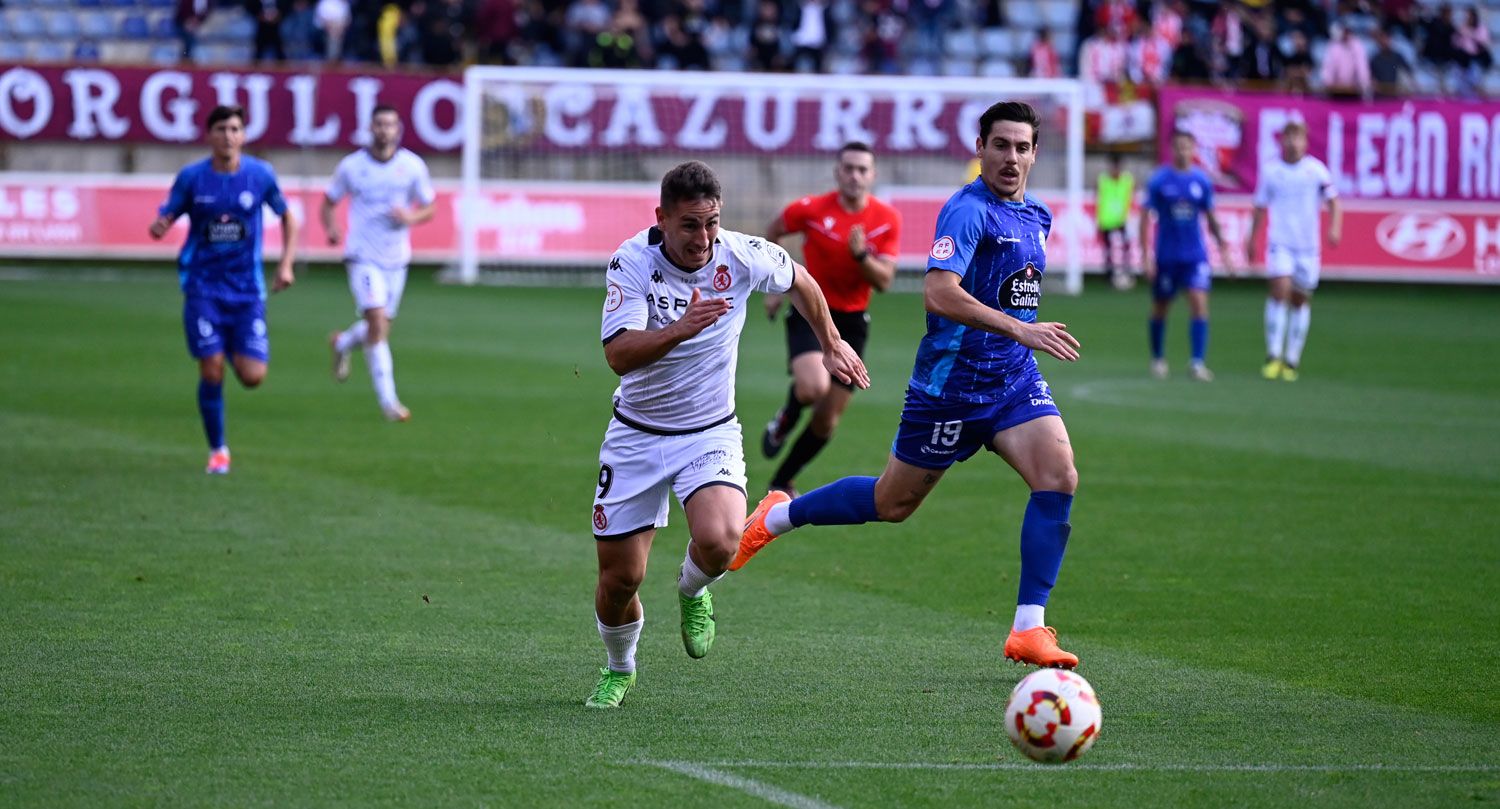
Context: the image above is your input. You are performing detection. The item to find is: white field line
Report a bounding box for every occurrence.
[646,759,1500,774]
[647,761,845,809]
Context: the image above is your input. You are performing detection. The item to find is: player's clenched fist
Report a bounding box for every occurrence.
[670,288,731,339]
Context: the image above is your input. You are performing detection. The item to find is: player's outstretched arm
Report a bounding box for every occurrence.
[786,263,869,388]
[273,210,297,292]
[319,195,341,246]
[924,270,1080,362]
[604,289,730,376]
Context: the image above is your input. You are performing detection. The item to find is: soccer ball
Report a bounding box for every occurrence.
[1004,668,1101,764]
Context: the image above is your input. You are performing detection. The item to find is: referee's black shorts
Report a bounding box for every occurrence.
[785,308,870,391]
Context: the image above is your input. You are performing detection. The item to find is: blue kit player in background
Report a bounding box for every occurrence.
[1139,130,1228,382]
[149,104,298,475]
[730,101,1087,669]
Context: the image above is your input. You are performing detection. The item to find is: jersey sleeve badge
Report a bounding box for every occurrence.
[930,236,956,260]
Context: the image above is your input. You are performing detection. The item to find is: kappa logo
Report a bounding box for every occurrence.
[930,236,956,261]
[712,265,732,292]
[609,256,623,272]
[1376,212,1465,261]
[593,505,608,532]
[651,269,665,283]
[717,467,731,476]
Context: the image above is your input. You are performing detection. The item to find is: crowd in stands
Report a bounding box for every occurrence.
[2,0,1496,97]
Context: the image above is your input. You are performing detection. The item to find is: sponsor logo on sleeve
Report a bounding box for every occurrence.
[605,283,624,312]
[930,236,955,260]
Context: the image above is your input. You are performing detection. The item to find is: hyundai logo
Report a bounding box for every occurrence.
[1376,212,1465,262]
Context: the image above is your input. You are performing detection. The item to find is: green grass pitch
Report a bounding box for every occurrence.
[1,268,1497,807]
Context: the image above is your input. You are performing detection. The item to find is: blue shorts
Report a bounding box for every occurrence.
[890,370,1062,471]
[183,296,269,362]
[1152,259,1212,301]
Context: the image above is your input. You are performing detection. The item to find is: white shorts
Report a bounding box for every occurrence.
[1266,245,1321,292]
[348,261,409,317]
[591,416,747,540]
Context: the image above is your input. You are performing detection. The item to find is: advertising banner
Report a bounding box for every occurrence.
[2,174,1496,283]
[1158,86,1500,202]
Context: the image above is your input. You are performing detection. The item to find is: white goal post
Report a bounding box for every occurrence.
[460,67,1086,294]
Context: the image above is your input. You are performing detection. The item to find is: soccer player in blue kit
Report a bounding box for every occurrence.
[149,105,298,474]
[731,101,1086,669]
[1139,130,1228,382]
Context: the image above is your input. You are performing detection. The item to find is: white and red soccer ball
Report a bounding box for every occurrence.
[1004,668,1101,764]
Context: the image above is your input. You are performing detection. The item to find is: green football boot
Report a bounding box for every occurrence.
[584,667,636,709]
[679,590,716,659]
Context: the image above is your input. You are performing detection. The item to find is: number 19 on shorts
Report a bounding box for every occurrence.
[930,420,961,447]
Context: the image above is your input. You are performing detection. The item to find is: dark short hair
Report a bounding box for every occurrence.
[372,104,400,119]
[979,101,1040,146]
[1172,129,1196,141]
[660,160,722,210]
[838,141,875,160]
[206,104,245,130]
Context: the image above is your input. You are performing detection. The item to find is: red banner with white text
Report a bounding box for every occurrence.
[1,175,1496,283]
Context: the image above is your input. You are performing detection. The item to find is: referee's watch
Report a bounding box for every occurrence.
[853,248,871,262]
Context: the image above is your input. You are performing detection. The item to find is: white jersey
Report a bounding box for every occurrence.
[326,147,435,267]
[601,227,796,432]
[1253,155,1336,253]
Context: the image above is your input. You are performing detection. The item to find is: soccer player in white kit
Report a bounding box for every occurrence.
[322,105,436,420]
[585,161,869,708]
[1248,120,1342,382]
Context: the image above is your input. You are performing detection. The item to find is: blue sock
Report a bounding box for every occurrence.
[1148,318,1165,359]
[198,379,225,450]
[1190,318,1208,363]
[1017,491,1073,607]
[788,476,880,527]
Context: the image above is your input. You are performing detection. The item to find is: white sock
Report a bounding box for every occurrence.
[678,548,724,597]
[334,320,368,353]
[1013,604,1045,632]
[765,501,795,536]
[1264,298,1289,360]
[1285,305,1311,367]
[597,612,643,674]
[363,340,398,408]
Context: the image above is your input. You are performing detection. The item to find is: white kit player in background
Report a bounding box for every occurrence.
[1248,119,1342,382]
[583,160,868,709]
[322,104,437,421]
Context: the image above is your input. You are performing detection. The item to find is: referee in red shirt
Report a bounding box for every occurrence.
[761,141,902,495]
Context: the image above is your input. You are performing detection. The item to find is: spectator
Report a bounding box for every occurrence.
[1030,27,1061,79]
[566,0,613,65]
[789,0,830,72]
[1168,38,1211,82]
[1420,4,1457,72]
[1129,17,1171,86]
[658,14,709,69]
[1095,0,1136,33]
[315,0,351,60]
[1209,1,1244,79]
[910,0,954,62]
[1282,30,1315,93]
[979,0,1005,29]
[174,0,209,61]
[1368,28,1412,95]
[517,0,566,64]
[1237,11,1281,84]
[475,0,518,63]
[421,13,462,65]
[1381,0,1415,38]
[281,0,321,61]
[749,0,785,71]
[859,0,904,75]
[1320,22,1371,97]
[586,12,648,68]
[249,0,286,61]
[1452,7,1492,96]
[1079,23,1129,87]
[1152,0,1184,48]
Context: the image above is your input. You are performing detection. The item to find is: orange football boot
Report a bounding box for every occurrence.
[729,490,791,571]
[1004,626,1079,669]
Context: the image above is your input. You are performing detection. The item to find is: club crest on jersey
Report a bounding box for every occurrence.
[238,190,255,210]
[712,265,732,292]
[930,236,956,260]
[1001,262,1042,310]
[605,283,624,312]
[593,505,608,532]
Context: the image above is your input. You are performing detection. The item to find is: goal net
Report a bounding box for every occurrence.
[459,67,1085,293]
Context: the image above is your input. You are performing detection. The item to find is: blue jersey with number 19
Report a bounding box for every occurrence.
[909,179,1052,404]
[159,156,288,303]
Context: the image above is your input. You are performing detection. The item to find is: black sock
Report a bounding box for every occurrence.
[779,384,804,430]
[772,428,829,487]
